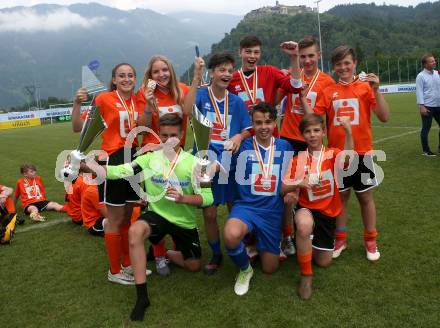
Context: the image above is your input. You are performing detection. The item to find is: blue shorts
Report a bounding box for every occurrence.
[211,170,236,206]
[228,206,282,255]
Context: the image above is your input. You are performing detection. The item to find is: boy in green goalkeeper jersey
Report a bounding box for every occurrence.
[102,114,213,321]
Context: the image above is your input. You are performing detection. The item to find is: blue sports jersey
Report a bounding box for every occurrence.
[232,137,294,213]
[194,87,252,163]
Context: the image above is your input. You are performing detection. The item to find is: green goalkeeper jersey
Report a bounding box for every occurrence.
[107,149,213,229]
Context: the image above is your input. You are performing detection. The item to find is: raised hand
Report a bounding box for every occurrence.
[74,88,88,105]
[280,41,299,57]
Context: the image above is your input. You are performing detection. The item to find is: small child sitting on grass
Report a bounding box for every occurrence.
[14,164,64,222]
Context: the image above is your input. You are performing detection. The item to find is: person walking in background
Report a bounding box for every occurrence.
[416,53,440,156]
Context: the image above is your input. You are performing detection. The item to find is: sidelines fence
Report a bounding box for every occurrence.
[0,106,90,129]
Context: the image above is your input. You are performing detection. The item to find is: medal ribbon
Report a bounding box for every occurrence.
[24,178,37,198]
[163,148,181,180]
[338,75,359,85]
[253,136,275,180]
[307,145,325,180]
[116,90,136,129]
[208,87,229,129]
[238,67,258,104]
[301,69,320,98]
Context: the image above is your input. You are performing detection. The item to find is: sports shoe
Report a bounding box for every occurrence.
[107,270,135,285]
[30,212,45,222]
[332,239,347,259]
[282,236,296,256]
[279,249,288,262]
[155,256,170,276]
[365,240,380,261]
[422,151,436,157]
[204,254,223,275]
[234,266,254,296]
[297,275,313,300]
[246,245,258,261]
[122,265,152,277]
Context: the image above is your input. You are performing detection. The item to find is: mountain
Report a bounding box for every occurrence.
[181,2,440,82]
[0,3,241,108]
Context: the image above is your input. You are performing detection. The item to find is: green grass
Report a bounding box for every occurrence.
[1,93,439,327]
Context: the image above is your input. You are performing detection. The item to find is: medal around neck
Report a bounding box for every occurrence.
[60,67,106,182]
[191,106,214,188]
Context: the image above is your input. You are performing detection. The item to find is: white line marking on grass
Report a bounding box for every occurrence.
[373,129,420,144]
[17,217,71,233]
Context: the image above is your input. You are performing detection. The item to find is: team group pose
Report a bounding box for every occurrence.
[6,35,390,322]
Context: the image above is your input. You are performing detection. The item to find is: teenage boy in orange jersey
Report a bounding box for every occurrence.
[307,46,390,261]
[282,114,353,299]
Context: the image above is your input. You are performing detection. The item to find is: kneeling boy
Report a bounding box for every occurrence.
[224,102,294,296]
[102,114,213,321]
[282,114,352,300]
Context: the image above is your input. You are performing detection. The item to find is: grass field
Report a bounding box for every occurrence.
[1,93,439,327]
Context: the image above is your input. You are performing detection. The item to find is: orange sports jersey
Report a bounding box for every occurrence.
[281,71,335,142]
[14,176,47,208]
[81,184,106,229]
[137,83,189,148]
[94,91,144,155]
[63,175,86,222]
[228,65,301,138]
[314,80,377,154]
[287,147,342,218]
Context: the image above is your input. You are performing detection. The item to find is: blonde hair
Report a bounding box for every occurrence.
[141,55,184,107]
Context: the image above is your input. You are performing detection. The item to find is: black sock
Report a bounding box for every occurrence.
[130,283,150,321]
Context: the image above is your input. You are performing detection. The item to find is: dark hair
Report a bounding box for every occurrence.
[298,36,320,51]
[208,52,235,70]
[108,63,136,91]
[159,113,182,128]
[331,45,356,66]
[251,101,277,121]
[299,114,324,134]
[20,163,36,174]
[240,35,262,49]
[421,53,434,66]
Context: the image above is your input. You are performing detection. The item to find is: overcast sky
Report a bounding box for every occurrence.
[0,0,429,14]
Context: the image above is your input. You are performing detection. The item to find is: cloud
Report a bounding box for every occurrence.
[0,8,106,32]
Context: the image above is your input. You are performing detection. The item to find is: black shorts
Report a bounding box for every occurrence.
[88,218,105,237]
[297,207,336,251]
[98,148,140,206]
[339,154,378,193]
[281,136,308,154]
[140,211,201,260]
[24,201,49,215]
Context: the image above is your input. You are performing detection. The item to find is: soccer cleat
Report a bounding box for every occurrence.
[297,275,313,300]
[122,265,152,277]
[422,151,436,157]
[234,266,254,296]
[279,249,288,262]
[282,236,296,256]
[332,239,347,259]
[30,212,45,222]
[155,256,170,277]
[107,270,135,285]
[365,240,381,261]
[246,245,258,261]
[204,254,223,275]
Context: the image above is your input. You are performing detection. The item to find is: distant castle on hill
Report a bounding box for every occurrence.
[245,1,315,19]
